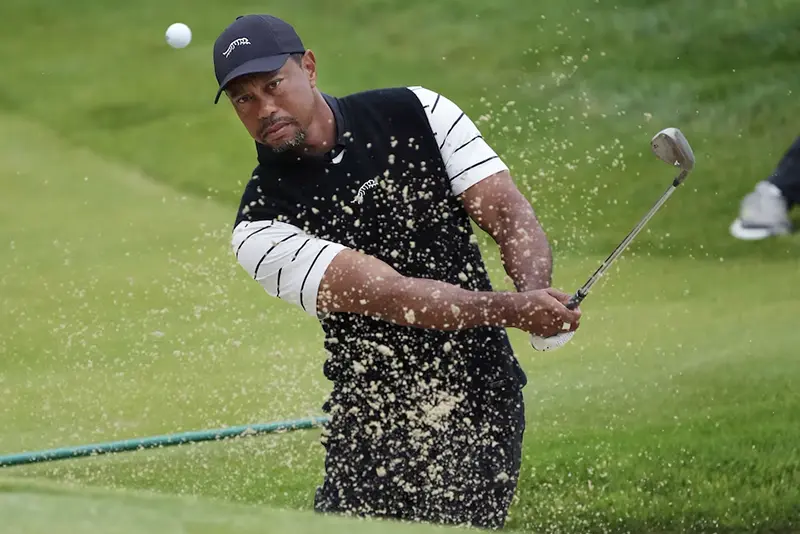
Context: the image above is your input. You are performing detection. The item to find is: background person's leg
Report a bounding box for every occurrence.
[767,136,800,207]
[730,136,798,240]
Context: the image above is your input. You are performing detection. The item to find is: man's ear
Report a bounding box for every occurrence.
[302,50,318,87]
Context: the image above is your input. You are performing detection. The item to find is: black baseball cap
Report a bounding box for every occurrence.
[213,14,305,104]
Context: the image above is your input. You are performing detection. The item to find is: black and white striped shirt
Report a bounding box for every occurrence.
[232,86,508,317]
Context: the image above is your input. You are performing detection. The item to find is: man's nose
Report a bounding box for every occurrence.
[256,95,279,120]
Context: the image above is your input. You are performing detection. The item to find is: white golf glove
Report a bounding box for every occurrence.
[530,330,575,351]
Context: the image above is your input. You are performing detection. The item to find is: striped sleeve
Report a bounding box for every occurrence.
[408,86,509,196]
[232,220,347,317]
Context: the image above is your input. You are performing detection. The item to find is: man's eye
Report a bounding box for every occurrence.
[268,79,282,90]
[236,95,251,104]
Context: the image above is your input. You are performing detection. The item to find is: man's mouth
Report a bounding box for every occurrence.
[263,121,291,137]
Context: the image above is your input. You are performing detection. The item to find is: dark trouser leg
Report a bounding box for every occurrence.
[313,381,526,530]
[446,383,526,530]
[767,136,800,207]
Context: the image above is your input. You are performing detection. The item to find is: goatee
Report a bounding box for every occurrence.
[268,128,307,153]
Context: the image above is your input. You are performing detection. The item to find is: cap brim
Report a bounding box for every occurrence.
[213,54,291,104]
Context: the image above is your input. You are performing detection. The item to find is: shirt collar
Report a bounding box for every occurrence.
[321,92,348,162]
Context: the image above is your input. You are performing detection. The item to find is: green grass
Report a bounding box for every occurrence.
[0,476,465,534]
[1,0,800,532]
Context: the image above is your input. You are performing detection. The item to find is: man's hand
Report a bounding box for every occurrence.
[507,288,582,338]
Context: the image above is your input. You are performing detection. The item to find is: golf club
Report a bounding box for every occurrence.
[531,127,695,351]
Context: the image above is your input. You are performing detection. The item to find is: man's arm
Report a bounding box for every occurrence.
[406,86,553,292]
[231,218,579,337]
[317,248,579,336]
[318,248,515,330]
[459,171,553,292]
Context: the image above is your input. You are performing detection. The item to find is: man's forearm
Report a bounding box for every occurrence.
[317,247,575,336]
[385,277,525,330]
[323,274,521,331]
[495,202,553,292]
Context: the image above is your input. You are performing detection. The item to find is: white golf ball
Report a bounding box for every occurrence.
[166,23,192,49]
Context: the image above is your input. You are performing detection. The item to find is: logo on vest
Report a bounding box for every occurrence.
[223,37,251,58]
[354,179,378,204]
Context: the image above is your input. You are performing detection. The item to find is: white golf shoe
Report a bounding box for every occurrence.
[730,181,793,240]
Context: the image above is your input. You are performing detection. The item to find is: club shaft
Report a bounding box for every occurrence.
[566,170,688,309]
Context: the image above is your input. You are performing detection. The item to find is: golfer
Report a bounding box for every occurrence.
[213,14,581,530]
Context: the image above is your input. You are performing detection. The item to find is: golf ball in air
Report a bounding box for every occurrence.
[166,23,192,48]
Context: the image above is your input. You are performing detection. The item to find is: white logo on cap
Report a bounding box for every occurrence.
[223,37,251,58]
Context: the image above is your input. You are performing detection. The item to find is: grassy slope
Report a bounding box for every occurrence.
[1,0,799,532]
[0,476,466,534]
[0,111,330,507]
[2,0,800,257]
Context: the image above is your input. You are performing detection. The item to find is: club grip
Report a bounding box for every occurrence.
[566,291,585,310]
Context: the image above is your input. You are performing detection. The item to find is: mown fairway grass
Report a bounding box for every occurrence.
[1,0,799,532]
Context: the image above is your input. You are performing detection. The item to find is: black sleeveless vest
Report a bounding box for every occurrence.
[235,87,527,403]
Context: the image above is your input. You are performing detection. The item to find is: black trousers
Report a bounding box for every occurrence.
[313,379,526,530]
[768,135,800,206]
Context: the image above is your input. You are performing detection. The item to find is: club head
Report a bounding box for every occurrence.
[651,127,695,172]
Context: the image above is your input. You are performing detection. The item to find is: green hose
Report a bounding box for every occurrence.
[0,416,330,468]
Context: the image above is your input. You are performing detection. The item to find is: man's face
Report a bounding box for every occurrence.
[225,52,317,153]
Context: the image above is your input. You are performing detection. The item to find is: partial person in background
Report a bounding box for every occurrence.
[730,136,800,240]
